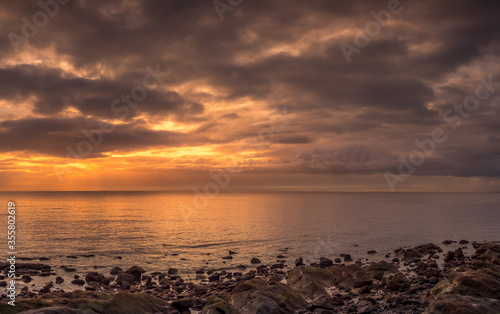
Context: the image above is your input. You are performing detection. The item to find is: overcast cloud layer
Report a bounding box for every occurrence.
[1,0,500,191]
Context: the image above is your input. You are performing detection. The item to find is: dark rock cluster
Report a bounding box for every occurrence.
[0,241,499,313]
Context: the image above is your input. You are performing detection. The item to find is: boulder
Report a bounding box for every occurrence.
[287,266,335,299]
[201,295,231,314]
[426,242,500,313]
[425,294,500,314]
[229,279,307,313]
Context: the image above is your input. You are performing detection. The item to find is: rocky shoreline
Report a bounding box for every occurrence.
[1,241,499,314]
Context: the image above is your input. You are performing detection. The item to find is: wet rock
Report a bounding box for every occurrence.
[357,300,377,313]
[194,284,209,296]
[364,261,398,278]
[20,307,82,314]
[229,278,307,313]
[386,272,408,291]
[425,294,500,314]
[85,272,105,284]
[116,273,135,284]
[71,279,85,286]
[319,257,333,267]
[39,281,53,294]
[105,292,175,313]
[310,295,342,310]
[22,275,33,283]
[208,272,221,282]
[432,270,500,300]
[201,295,231,314]
[171,297,196,311]
[341,254,353,262]
[295,257,304,266]
[330,265,373,290]
[250,257,261,264]
[444,251,455,262]
[125,266,146,283]
[287,266,335,299]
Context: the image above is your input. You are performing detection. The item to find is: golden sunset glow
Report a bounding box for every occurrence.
[1,1,499,192]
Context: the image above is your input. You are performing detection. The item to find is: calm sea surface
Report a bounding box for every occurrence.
[1,192,499,290]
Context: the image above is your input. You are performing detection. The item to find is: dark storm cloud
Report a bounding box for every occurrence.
[0,116,207,157]
[0,65,202,118]
[1,0,500,180]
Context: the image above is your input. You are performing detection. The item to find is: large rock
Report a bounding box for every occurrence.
[0,291,176,314]
[386,272,408,291]
[329,265,372,290]
[17,308,82,314]
[287,266,336,299]
[229,278,307,313]
[201,294,231,314]
[424,294,500,314]
[431,270,500,300]
[426,242,500,313]
[104,292,175,314]
[364,260,398,279]
[395,243,442,261]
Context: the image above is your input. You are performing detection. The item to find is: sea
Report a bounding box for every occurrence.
[1,191,499,291]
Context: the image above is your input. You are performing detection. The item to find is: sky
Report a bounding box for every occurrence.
[1,0,500,192]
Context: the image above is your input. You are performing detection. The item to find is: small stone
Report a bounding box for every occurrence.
[110,266,123,275]
[55,276,64,284]
[71,279,85,286]
[250,257,261,264]
[367,250,377,255]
